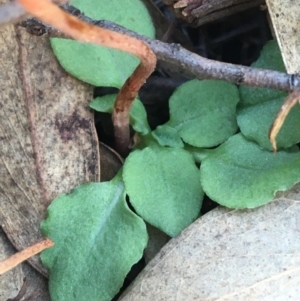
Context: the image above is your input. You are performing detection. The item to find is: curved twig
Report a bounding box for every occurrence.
[17,0,156,156]
[269,89,300,152]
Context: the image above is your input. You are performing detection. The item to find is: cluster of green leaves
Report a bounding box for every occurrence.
[40,0,300,300]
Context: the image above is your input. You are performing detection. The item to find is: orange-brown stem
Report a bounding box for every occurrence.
[0,238,54,274]
[269,89,300,152]
[17,0,157,156]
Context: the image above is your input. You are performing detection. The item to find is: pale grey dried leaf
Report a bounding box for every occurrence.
[266,0,300,73]
[0,5,100,275]
[119,183,300,301]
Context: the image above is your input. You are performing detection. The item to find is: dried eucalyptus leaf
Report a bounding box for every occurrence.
[0,22,99,274]
[118,186,300,301]
[266,0,300,73]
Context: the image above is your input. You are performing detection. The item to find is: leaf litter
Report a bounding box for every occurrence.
[2,0,300,300]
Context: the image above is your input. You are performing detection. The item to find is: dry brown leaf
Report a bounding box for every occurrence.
[266,0,300,74]
[119,184,300,301]
[0,1,100,275]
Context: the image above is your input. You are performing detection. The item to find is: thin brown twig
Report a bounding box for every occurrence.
[16,0,156,156]
[269,89,300,152]
[19,11,300,93]
[0,238,54,274]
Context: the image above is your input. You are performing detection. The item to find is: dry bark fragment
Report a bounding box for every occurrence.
[163,0,264,26]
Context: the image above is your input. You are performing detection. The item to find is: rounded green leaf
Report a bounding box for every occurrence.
[237,40,300,150]
[50,0,155,87]
[41,178,147,301]
[123,145,204,237]
[200,134,300,209]
[166,79,239,148]
[89,94,151,135]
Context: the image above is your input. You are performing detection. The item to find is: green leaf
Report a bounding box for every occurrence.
[237,97,300,150]
[89,94,116,114]
[152,125,184,148]
[184,144,215,163]
[50,0,155,87]
[165,79,239,148]
[123,144,204,236]
[237,40,300,150]
[90,94,151,135]
[41,176,148,301]
[200,133,300,209]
